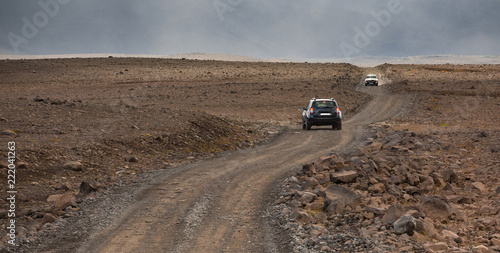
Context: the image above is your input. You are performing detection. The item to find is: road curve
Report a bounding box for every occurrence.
[76,83,409,253]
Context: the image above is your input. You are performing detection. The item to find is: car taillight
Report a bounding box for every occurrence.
[310,107,314,115]
[335,107,340,114]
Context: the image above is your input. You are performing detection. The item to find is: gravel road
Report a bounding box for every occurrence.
[66,78,409,253]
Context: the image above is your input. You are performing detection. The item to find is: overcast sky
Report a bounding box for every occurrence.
[1,0,499,59]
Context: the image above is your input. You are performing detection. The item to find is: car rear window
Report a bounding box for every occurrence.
[367,75,377,78]
[313,101,335,108]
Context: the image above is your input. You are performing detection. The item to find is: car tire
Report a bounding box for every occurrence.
[305,121,311,130]
[336,122,342,130]
[302,119,306,130]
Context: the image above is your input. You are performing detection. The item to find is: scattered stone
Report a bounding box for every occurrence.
[419,176,435,193]
[50,98,64,105]
[381,204,404,224]
[55,182,73,191]
[330,170,359,183]
[297,191,317,204]
[415,218,438,237]
[55,193,77,211]
[42,213,56,224]
[424,242,449,252]
[47,194,64,205]
[472,182,486,193]
[491,238,500,246]
[441,230,462,244]
[302,163,316,177]
[394,215,416,235]
[0,129,16,136]
[34,96,45,102]
[125,156,139,163]
[441,168,458,183]
[419,196,452,221]
[368,183,386,194]
[76,181,98,200]
[63,161,84,171]
[324,185,360,215]
[366,142,383,152]
[473,245,490,253]
[291,210,313,224]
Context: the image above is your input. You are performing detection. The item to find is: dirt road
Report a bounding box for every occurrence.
[64,77,408,253]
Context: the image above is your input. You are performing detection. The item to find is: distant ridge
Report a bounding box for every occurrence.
[0,53,498,66]
[297,55,500,67]
[0,53,285,62]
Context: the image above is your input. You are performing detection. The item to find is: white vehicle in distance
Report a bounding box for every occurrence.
[365,74,379,86]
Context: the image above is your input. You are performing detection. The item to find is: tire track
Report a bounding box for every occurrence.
[77,78,409,253]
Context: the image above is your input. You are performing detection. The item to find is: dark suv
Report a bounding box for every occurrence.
[302,98,342,130]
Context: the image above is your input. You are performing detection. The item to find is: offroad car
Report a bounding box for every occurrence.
[365,74,379,86]
[302,98,342,130]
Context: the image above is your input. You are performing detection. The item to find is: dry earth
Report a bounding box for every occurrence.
[0,58,499,252]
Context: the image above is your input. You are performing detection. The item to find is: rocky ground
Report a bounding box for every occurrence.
[274,64,500,252]
[0,58,367,251]
[0,58,499,252]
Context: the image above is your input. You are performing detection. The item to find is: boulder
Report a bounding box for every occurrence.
[42,213,56,224]
[366,142,383,153]
[415,218,438,237]
[0,130,16,136]
[424,242,449,252]
[76,181,98,200]
[419,196,452,221]
[47,194,64,205]
[381,204,404,224]
[330,170,359,183]
[441,230,462,244]
[491,238,500,246]
[63,161,84,171]
[406,173,420,186]
[366,205,387,215]
[314,172,330,185]
[393,215,416,235]
[55,193,77,211]
[441,168,458,183]
[472,182,487,193]
[297,191,317,205]
[291,210,313,224]
[299,177,319,191]
[323,185,360,215]
[419,176,435,193]
[302,163,316,177]
[125,156,139,163]
[368,183,386,194]
[472,245,490,253]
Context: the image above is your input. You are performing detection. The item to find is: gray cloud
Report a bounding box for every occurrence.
[1,0,499,58]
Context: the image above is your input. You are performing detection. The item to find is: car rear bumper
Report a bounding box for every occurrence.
[306,116,341,126]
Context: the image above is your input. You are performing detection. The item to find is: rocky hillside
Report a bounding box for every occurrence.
[275,64,500,253]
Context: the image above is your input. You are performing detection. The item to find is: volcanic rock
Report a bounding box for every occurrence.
[323,185,360,215]
[330,170,359,183]
[63,161,84,171]
[419,196,452,221]
[393,215,416,235]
